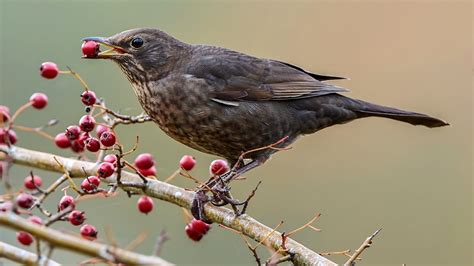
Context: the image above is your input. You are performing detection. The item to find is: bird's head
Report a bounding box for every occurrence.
[82,28,189,82]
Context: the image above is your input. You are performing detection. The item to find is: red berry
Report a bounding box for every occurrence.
[81,176,100,192]
[134,153,154,170]
[137,196,154,214]
[0,128,17,145]
[40,62,59,79]
[95,124,109,138]
[81,41,100,58]
[103,154,117,165]
[68,210,86,226]
[138,166,156,177]
[28,216,43,225]
[0,201,13,212]
[210,159,229,176]
[17,231,34,246]
[80,224,98,240]
[65,125,81,140]
[79,115,95,132]
[97,162,115,178]
[0,105,10,122]
[80,91,97,106]
[70,139,85,153]
[16,193,34,209]
[29,93,48,109]
[23,175,42,190]
[185,219,211,242]
[54,132,71,148]
[59,195,75,211]
[99,131,116,147]
[7,129,17,144]
[85,137,100,152]
[179,155,196,171]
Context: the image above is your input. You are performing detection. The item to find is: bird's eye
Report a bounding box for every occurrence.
[130,37,144,48]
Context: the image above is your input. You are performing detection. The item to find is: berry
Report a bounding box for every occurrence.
[81,41,100,58]
[185,219,211,242]
[81,176,100,192]
[80,91,97,106]
[80,224,98,240]
[95,124,109,138]
[29,93,48,109]
[68,210,86,226]
[137,196,154,214]
[85,137,100,152]
[99,131,116,147]
[28,216,43,225]
[103,154,117,165]
[210,159,229,176]
[79,115,96,132]
[40,62,59,79]
[65,125,81,140]
[23,175,42,190]
[59,195,75,211]
[17,231,34,246]
[0,105,10,122]
[0,201,13,212]
[70,139,85,153]
[0,128,17,145]
[179,155,196,171]
[134,153,154,170]
[7,129,17,144]
[97,162,115,178]
[138,166,156,177]
[54,132,71,148]
[16,193,34,209]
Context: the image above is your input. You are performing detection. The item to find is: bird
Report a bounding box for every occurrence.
[83,28,448,219]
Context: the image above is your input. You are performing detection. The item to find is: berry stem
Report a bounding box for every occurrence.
[11,125,54,140]
[61,67,90,92]
[9,102,32,124]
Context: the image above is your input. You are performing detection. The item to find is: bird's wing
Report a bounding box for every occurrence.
[186,48,348,102]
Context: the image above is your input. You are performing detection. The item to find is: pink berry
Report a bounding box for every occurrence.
[137,196,154,214]
[95,124,109,138]
[79,115,96,132]
[28,216,43,225]
[97,162,115,178]
[0,128,17,145]
[80,91,97,106]
[0,105,10,122]
[0,201,13,212]
[185,219,211,242]
[40,62,59,79]
[81,176,100,192]
[179,155,196,171]
[70,139,85,153]
[138,166,156,177]
[103,154,117,165]
[16,193,34,209]
[68,210,86,226]
[80,224,98,240]
[81,41,100,58]
[54,132,71,148]
[85,137,100,152]
[65,125,81,141]
[134,153,154,170]
[59,195,75,211]
[17,231,34,246]
[99,131,116,147]
[210,159,229,176]
[23,175,42,190]
[29,93,48,109]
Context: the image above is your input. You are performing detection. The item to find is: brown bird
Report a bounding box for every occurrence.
[83,28,448,219]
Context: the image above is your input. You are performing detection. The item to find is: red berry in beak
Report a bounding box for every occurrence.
[23,175,42,190]
[180,155,196,171]
[81,91,97,106]
[81,41,100,58]
[100,131,116,147]
[40,62,59,79]
[137,196,154,214]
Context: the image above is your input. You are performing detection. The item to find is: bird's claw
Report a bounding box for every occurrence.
[190,190,213,224]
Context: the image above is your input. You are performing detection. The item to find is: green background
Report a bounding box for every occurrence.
[0,0,471,265]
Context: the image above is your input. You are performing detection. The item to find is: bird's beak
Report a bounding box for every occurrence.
[81,37,126,59]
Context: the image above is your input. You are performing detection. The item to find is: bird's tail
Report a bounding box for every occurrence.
[348,98,449,128]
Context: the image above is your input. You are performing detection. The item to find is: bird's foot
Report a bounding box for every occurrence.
[190,190,213,224]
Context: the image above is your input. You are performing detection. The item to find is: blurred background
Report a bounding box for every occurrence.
[0,0,471,265]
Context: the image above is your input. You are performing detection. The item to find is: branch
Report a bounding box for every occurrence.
[0,212,173,265]
[0,241,60,266]
[0,145,336,266]
[344,228,382,266]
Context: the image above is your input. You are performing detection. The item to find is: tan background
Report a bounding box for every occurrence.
[0,0,472,265]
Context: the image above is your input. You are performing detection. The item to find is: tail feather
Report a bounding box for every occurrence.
[350,99,449,128]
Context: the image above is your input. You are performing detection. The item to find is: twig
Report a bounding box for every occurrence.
[0,241,60,266]
[344,228,382,266]
[153,230,170,256]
